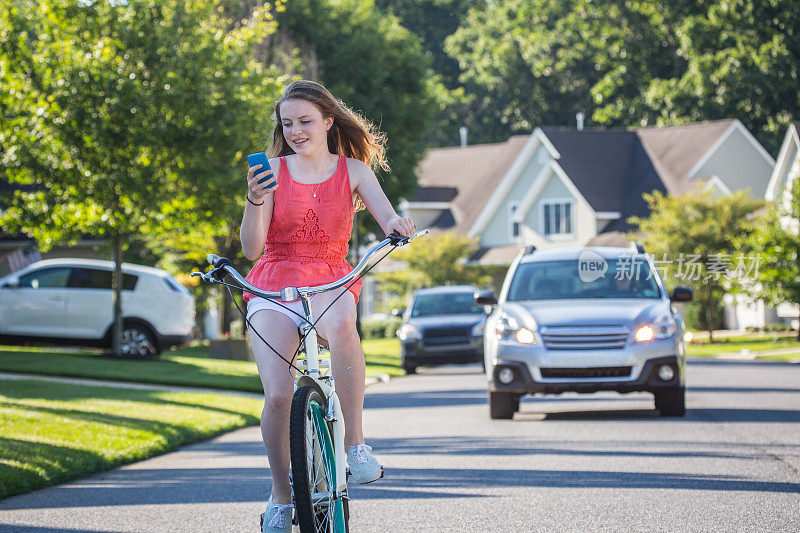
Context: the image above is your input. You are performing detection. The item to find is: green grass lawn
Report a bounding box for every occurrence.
[0,379,263,499]
[686,333,800,361]
[0,338,404,392]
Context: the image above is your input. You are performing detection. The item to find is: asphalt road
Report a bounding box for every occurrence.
[1,358,799,532]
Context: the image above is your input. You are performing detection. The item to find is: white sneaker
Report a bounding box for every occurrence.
[261,494,293,533]
[347,444,383,484]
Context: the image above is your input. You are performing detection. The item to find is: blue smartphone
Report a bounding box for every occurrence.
[247,152,275,189]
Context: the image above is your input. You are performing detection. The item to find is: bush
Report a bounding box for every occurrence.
[361,317,403,339]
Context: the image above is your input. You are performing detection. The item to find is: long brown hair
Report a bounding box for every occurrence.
[267,80,390,173]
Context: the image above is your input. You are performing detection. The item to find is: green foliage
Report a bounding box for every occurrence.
[360,316,402,339]
[629,190,765,337]
[375,231,491,310]
[0,0,280,249]
[444,0,688,142]
[640,0,800,155]
[749,177,800,336]
[373,0,480,147]
[439,0,797,153]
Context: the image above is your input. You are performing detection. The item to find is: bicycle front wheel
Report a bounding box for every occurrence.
[290,385,348,533]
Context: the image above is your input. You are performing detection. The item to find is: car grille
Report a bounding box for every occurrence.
[540,325,629,350]
[422,326,471,346]
[540,367,633,379]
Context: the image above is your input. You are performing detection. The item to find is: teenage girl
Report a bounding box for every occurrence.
[240,80,416,532]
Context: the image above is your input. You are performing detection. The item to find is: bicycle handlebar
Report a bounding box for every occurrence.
[193,229,428,300]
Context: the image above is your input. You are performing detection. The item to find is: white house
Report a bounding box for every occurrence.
[763,121,800,328]
[403,119,777,328]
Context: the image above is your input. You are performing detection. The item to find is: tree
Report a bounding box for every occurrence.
[749,178,800,339]
[375,231,492,311]
[642,0,800,155]
[373,0,481,147]
[0,0,281,354]
[444,0,690,143]
[629,190,765,341]
[443,0,797,153]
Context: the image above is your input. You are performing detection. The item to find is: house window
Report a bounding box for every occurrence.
[508,201,520,240]
[542,201,573,236]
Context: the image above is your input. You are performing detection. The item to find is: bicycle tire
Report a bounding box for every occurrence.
[290,385,348,533]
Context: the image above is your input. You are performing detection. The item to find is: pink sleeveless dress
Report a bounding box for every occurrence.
[243,155,362,304]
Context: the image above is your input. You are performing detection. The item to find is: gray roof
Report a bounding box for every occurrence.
[539,126,666,231]
[413,136,531,234]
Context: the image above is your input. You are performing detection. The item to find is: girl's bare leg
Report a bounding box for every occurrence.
[248,309,300,505]
[313,290,366,448]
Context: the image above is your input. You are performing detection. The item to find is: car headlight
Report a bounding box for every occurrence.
[471,321,485,337]
[495,313,537,344]
[397,324,422,341]
[634,314,677,342]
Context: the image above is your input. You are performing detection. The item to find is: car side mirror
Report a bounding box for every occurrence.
[670,286,693,302]
[391,308,405,317]
[475,289,497,306]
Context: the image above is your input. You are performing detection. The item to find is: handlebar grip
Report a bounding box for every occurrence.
[207,254,231,268]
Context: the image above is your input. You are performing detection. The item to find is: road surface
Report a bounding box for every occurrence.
[1,358,798,531]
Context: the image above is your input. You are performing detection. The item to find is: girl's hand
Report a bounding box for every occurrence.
[247,164,277,203]
[387,215,416,238]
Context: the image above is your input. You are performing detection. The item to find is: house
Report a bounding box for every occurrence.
[766,121,800,208]
[406,119,774,262]
[763,121,800,329]
[402,119,777,327]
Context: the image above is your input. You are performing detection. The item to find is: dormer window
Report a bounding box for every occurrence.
[542,201,573,236]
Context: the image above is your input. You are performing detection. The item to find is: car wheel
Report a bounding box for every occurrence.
[654,386,686,417]
[489,391,516,419]
[121,324,159,359]
[403,365,417,375]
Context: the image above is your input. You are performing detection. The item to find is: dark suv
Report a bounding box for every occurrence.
[396,285,486,374]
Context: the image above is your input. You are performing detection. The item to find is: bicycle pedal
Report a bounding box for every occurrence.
[380,465,385,478]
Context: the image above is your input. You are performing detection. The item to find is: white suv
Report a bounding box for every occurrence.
[0,258,195,357]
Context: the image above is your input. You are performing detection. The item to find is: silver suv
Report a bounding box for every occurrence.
[478,245,693,419]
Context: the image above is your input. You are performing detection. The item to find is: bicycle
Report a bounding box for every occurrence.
[192,229,427,533]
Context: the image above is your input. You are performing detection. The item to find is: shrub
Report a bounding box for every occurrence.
[361,317,403,339]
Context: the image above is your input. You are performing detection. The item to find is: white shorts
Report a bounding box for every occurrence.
[246,296,315,329]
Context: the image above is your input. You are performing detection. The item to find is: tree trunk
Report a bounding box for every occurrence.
[213,232,234,336]
[704,293,714,343]
[111,233,124,355]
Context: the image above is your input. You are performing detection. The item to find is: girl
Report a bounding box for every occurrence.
[240,80,415,532]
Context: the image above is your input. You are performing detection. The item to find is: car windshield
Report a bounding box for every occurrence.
[507,258,661,301]
[410,292,482,317]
